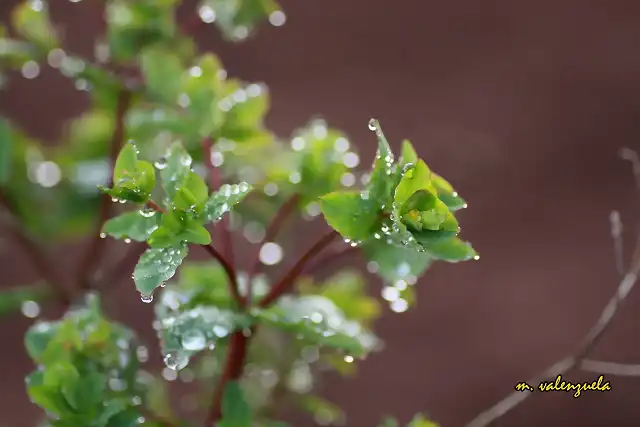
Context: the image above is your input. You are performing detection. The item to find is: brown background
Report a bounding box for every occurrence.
[1,0,640,426]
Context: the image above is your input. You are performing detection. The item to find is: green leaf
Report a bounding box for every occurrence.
[140,46,184,104]
[101,210,160,242]
[12,1,59,50]
[203,182,252,223]
[0,118,12,185]
[26,371,73,417]
[414,237,478,262]
[219,381,252,427]
[254,295,378,357]
[320,192,378,242]
[0,284,52,317]
[113,143,139,183]
[177,224,212,245]
[147,225,182,248]
[134,244,189,297]
[155,304,251,360]
[362,240,432,284]
[431,173,467,211]
[393,160,434,209]
[400,139,418,166]
[203,0,281,42]
[25,322,57,363]
[183,171,209,206]
[298,395,344,426]
[159,142,193,200]
[136,160,156,197]
[407,414,439,427]
[366,119,398,208]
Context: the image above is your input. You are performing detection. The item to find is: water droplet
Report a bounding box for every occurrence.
[181,330,206,351]
[163,352,190,371]
[344,355,354,363]
[291,136,306,151]
[390,298,409,313]
[402,162,415,175]
[238,182,250,192]
[381,286,399,302]
[139,208,156,218]
[259,242,283,266]
[198,5,216,23]
[473,254,480,260]
[368,118,378,131]
[269,10,286,26]
[343,152,360,168]
[140,293,154,303]
[154,158,167,169]
[124,238,131,244]
[21,300,40,318]
[99,232,107,238]
[21,61,40,79]
[189,66,202,78]
[212,325,229,338]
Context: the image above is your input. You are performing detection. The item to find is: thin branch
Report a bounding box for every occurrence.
[581,360,640,377]
[302,244,359,278]
[258,230,339,308]
[205,331,249,426]
[0,190,71,305]
[75,89,132,291]
[200,244,242,306]
[464,216,640,427]
[147,200,166,213]
[202,136,235,276]
[246,193,300,306]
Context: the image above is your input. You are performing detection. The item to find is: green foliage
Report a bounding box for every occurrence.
[1,1,478,426]
[24,295,149,426]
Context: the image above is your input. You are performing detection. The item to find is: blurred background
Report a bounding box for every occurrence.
[1,0,639,426]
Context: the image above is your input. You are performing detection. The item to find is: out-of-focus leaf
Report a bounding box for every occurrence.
[362,240,432,285]
[298,395,344,426]
[0,117,13,184]
[254,295,378,357]
[219,381,252,427]
[413,237,477,262]
[140,46,184,104]
[12,1,59,50]
[201,0,281,42]
[0,284,52,317]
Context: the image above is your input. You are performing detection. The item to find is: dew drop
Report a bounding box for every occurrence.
[21,300,40,318]
[99,232,107,238]
[139,208,156,218]
[269,10,286,26]
[344,355,354,363]
[198,5,216,23]
[181,330,206,351]
[473,254,480,260]
[154,158,167,169]
[367,118,378,131]
[259,242,283,266]
[124,238,131,244]
[163,352,190,371]
[402,162,415,174]
[140,293,154,303]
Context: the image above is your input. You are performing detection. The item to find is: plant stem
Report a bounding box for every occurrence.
[200,244,243,306]
[0,190,71,306]
[202,136,235,280]
[246,193,300,306]
[259,230,339,308]
[205,330,249,426]
[75,89,132,292]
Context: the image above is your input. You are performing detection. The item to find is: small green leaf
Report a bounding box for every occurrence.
[140,46,184,104]
[393,160,433,209]
[431,173,467,211]
[12,1,59,50]
[101,210,160,242]
[25,322,57,363]
[219,381,252,427]
[177,224,212,245]
[366,119,398,208]
[134,244,189,297]
[147,225,182,248]
[203,182,252,223]
[400,139,418,166]
[362,241,432,284]
[26,371,72,417]
[160,142,193,200]
[113,143,138,183]
[320,192,378,242]
[183,171,209,206]
[414,237,477,262]
[136,160,156,197]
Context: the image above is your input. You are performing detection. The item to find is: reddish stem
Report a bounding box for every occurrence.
[75,89,132,291]
[259,230,339,308]
[200,244,243,306]
[205,331,249,426]
[0,190,71,305]
[202,137,235,280]
[247,193,300,280]
[147,199,166,213]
